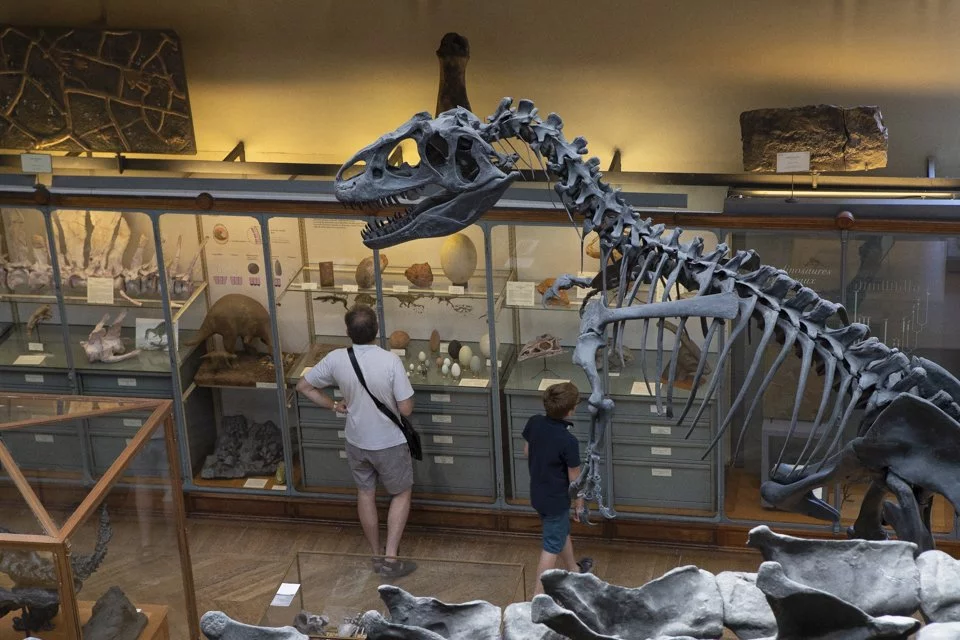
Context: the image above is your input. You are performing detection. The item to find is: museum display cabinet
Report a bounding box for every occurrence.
[0,175,958,547]
[0,392,199,639]
[256,552,524,633]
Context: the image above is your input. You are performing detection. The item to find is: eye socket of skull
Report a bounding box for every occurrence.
[424,133,449,168]
[455,137,480,182]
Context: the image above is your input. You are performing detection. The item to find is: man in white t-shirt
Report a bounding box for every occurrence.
[296,304,417,577]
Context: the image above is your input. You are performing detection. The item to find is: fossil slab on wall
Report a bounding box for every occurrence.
[0,26,196,153]
[740,104,887,172]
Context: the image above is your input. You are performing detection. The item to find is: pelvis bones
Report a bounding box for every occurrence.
[39,210,206,304]
[81,311,141,364]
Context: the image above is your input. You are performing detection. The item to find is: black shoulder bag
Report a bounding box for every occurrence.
[347,347,422,460]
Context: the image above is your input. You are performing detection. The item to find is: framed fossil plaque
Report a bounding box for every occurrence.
[0,26,196,153]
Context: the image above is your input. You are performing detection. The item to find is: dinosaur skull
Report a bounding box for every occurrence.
[335,108,520,249]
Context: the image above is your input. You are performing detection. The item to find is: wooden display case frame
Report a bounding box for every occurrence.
[0,393,199,639]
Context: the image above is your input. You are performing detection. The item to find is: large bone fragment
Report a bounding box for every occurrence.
[740,105,887,172]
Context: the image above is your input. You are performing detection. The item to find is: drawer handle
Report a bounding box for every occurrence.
[432,435,453,444]
[339,450,347,459]
[434,456,454,465]
[430,394,451,403]
[34,434,54,443]
[651,468,672,477]
[651,447,672,456]
[431,415,452,424]
[650,426,671,436]
[117,377,137,387]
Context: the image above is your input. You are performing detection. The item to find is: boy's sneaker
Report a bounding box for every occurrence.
[576,557,594,573]
[379,558,418,579]
[371,556,384,573]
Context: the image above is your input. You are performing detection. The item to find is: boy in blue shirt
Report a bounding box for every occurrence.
[523,381,593,595]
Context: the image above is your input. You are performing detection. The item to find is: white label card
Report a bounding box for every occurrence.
[337,430,346,439]
[538,378,570,391]
[776,151,811,173]
[506,281,536,306]
[651,468,673,477]
[433,435,453,444]
[630,381,654,396]
[270,582,300,607]
[301,282,318,291]
[392,285,409,293]
[20,153,53,173]
[24,373,44,383]
[117,377,137,387]
[272,485,287,491]
[651,426,672,436]
[651,446,673,456]
[256,381,277,389]
[434,455,454,464]
[34,434,54,443]
[243,478,268,489]
[432,414,452,424]
[391,349,406,357]
[28,342,44,352]
[440,342,449,353]
[339,450,347,459]
[459,378,489,387]
[335,411,346,419]
[16,356,46,367]
[609,372,620,377]
[87,277,115,305]
[430,393,451,403]
[485,359,502,368]
[341,284,359,292]
[447,285,465,295]
[123,418,142,427]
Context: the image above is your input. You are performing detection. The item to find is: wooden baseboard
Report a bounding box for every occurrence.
[183,491,960,555]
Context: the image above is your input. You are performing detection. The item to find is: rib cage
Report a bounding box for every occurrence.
[481,97,960,482]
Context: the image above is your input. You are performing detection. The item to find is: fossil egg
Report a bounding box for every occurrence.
[470,355,482,373]
[451,363,461,378]
[458,345,473,367]
[389,330,410,349]
[440,234,477,286]
[418,351,427,362]
[441,363,450,376]
[436,356,443,368]
[443,357,452,367]
[448,340,462,360]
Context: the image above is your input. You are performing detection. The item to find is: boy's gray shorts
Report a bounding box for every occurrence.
[345,442,413,495]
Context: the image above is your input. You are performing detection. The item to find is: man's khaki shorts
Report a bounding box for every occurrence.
[345,442,413,495]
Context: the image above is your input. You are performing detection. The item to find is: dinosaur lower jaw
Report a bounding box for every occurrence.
[359,190,457,246]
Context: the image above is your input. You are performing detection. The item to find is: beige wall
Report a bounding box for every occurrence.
[4,0,960,175]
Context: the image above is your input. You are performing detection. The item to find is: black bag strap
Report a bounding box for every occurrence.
[347,347,404,430]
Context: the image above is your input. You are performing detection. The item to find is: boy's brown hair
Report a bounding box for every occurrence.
[543,382,580,419]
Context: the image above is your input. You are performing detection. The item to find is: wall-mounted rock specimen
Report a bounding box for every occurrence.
[0,26,196,153]
[740,104,887,172]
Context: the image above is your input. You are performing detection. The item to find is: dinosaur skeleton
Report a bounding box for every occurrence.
[336,98,960,550]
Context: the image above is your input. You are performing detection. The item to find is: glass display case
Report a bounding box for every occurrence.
[493,222,724,517]
[256,552,525,632]
[0,175,957,543]
[0,392,198,639]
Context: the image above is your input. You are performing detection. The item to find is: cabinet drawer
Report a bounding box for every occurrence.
[414,448,493,497]
[512,455,531,500]
[418,428,490,451]
[297,403,346,427]
[509,412,591,440]
[2,428,84,471]
[301,443,355,489]
[507,394,591,420]
[414,390,490,412]
[80,373,172,397]
[611,437,711,463]
[0,369,71,393]
[87,412,153,433]
[90,434,166,476]
[612,460,714,509]
[410,410,489,432]
[299,422,348,444]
